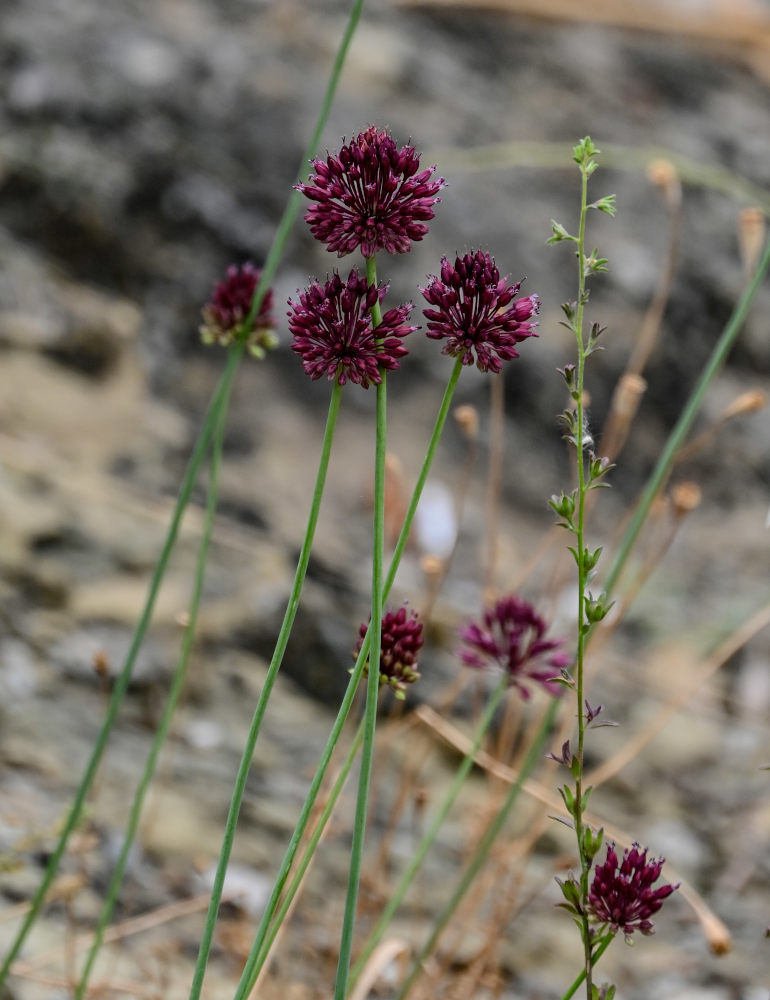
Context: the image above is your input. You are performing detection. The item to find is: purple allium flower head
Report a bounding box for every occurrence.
[421,250,539,373]
[458,595,569,699]
[354,606,424,699]
[296,126,445,258]
[200,262,277,357]
[288,269,417,388]
[587,843,679,938]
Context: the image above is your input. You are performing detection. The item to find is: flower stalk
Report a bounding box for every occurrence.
[333,253,386,1000]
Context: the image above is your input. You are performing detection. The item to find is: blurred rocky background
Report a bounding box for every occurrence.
[0,0,769,997]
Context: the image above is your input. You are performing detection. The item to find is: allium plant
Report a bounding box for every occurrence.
[354,604,423,698]
[296,124,445,257]
[458,593,570,699]
[421,249,539,372]
[288,269,416,386]
[587,843,679,939]
[200,261,278,357]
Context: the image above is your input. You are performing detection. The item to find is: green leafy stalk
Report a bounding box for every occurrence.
[0,343,241,985]
[395,696,560,1000]
[75,370,232,999]
[570,139,599,1000]
[189,381,343,1000]
[349,672,510,988]
[333,254,386,1000]
[230,357,464,1000]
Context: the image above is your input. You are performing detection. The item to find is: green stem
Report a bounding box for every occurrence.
[349,673,510,988]
[232,633,369,1000]
[559,932,615,1000]
[572,155,594,1000]
[75,370,231,998]
[188,382,343,1000]
[395,696,560,1000]
[334,254,386,1000]
[603,235,770,597]
[0,343,242,985]
[231,357,465,1000]
[249,718,366,983]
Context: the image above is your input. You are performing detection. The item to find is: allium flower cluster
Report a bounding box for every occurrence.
[458,595,569,699]
[354,606,423,699]
[421,250,539,373]
[297,126,445,258]
[587,843,679,938]
[288,269,416,388]
[200,262,277,357]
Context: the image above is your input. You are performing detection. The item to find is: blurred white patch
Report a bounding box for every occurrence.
[414,481,456,558]
[182,718,225,750]
[203,862,270,917]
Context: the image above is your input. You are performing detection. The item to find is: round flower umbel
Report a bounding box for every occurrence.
[354,606,423,699]
[296,126,445,258]
[421,250,539,373]
[288,269,417,388]
[200,262,277,357]
[459,595,569,699]
[587,843,679,939]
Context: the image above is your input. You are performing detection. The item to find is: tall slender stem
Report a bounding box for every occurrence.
[559,932,615,1000]
[249,718,367,988]
[75,371,232,998]
[571,153,595,1000]
[333,254,385,1000]
[189,383,343,1000]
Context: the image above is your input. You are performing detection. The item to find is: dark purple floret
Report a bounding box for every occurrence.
[420,250,539,373]
[354,606,424,699]
[296,126,445,258]
[587,843,679,938]
[288,269,417,388]
[200,262,276,356]
[458,595,569,699]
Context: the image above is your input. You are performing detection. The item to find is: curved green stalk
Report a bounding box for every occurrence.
[348,672,509,988]
[394,697,560,1000]
[427,140,770,215]
[334,254,386,1000]
[603,235,770,596]
[560,932,615,1000]
[0,343,242,985]
[231,356,464,1000]
[189,382,343,999]
[75,373,231,998]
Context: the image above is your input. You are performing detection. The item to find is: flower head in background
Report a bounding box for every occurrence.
[354,606,424,699]
[458,595,569,699]
[200,262,277,357]
[421,250,539,373]
[288,269,416,387]
[297,126,445,258]
[587,843,679,938]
